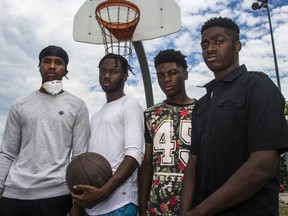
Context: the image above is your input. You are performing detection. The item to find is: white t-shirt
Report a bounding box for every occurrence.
[87,96,145,215]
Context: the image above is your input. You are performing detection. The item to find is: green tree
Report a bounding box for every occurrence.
[280,101,288,188]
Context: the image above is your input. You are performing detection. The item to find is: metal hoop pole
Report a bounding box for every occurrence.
[132,41,154,108]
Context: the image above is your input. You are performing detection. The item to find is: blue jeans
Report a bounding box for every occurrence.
[89,203,138,216]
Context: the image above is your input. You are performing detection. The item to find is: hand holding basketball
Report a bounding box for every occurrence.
[72,184,111,208]
[66,152,112,195]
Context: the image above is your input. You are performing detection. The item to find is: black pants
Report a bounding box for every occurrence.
[0,194,72,216]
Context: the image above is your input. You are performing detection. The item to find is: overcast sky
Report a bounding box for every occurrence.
[0,0,287,141]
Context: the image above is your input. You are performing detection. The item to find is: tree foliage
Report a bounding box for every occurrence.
[280,101,288,187]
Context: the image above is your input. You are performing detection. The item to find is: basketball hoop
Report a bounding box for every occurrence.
[95,0,140,57]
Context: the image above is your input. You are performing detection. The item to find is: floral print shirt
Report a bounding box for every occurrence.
[144,100,195,215]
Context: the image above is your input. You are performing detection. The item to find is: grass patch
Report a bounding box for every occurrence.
[280,207,288,216]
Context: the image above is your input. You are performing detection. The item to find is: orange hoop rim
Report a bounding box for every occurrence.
[95,0,140,30]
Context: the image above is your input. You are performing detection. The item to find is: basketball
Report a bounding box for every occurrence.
[66,152,112,194]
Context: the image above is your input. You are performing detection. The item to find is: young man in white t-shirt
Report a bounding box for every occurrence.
[71,53,145,216]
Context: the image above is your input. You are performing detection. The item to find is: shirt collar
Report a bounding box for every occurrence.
[201,64,247,95]
[220,64,247,82]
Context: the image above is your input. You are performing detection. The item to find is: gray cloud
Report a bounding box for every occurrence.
[0,0,287,141]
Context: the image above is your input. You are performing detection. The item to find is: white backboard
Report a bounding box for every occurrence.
[73,0,181,44]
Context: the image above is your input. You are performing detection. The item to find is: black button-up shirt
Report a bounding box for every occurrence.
[190,65,288,215]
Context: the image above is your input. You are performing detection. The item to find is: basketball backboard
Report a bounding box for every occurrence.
[73,0,181,44]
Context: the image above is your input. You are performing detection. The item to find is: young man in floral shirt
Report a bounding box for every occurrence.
[138,49,196,215]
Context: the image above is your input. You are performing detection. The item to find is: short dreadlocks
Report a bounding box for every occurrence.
[98,53,135,76]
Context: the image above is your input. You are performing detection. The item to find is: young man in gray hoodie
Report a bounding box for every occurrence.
[0,45,90,216]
